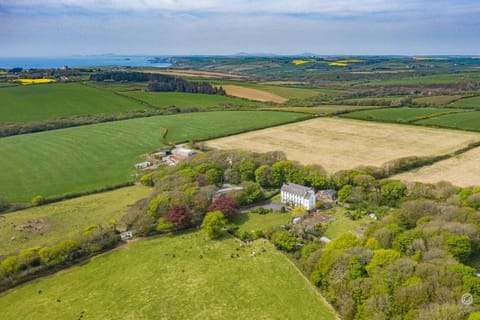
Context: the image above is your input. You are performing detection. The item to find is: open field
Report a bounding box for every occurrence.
[262,105,383,115]
[0,111,306,202]
[232,211,291,234]
[222,84,287,103]
[393,147,480,187]
[413,95,465,106]
[450,96,480,109]
[343,107,467,123]
[362,73,480,86]
[415,111,480,131]
[122,91,263,108]
[0,83,146,122]
[0,232,337,320]
[0,186,151,256]
[206,118,480,173]
[323,208,371,240]
[142,68,246,79]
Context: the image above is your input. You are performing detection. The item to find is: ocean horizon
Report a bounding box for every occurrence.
[0,55,171,69]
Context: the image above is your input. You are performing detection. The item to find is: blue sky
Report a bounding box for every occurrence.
[1,0,479,56]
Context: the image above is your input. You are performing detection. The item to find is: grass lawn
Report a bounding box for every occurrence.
[342,107,465,123]
[122,91,263,109]
[232,211,291,234]
[415,111,480,131]
[323,207,371,240]
[0,83,147,122]
[0,186,151,257]
[450,96,480,109]
[0,111,306,202]
[0,232,337,320]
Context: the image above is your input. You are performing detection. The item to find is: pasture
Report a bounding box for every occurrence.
[0,111,305,202]
[262,105,383,115]
[121,91,262,109]
[449,96,480,109]
[0,186,151,256]
[232,211,291,234]
[206,118,480,173]
[343,107,466,123]
[0,83,146,122]
[415,111,480,131]
[221,85,287,103]
[0,232,337,320]
[393,147,480,187]
[413,95,465,106]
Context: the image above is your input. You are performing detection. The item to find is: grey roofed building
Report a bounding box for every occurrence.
[280,182,316,210]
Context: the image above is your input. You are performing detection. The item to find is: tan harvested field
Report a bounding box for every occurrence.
[206,118,480,173]
[142,68,245,79]
[222,85,287,103]
[393,147,480,187]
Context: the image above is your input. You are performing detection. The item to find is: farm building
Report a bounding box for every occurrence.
[135,161,152,169]
[120,231,133,241]
[316,189,338,204]
[281,183,316,210]
[172,147,196,158]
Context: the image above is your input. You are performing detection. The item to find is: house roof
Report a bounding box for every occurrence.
[281,183,315,199]
[316,189,337,198]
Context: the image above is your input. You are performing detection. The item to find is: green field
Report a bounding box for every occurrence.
[0,111,306,202]
[122,91,263,108]
[362,73,480,86]
[0,232,337,320]
[343,107,465,122]
[413,95,465,106]
[0,186,151,256]
[323,208,371,240]
[0,83,147,122]
[263,105,383,115]
[415,111,480,130]
[450,96,480,109]
[233,211,291,234]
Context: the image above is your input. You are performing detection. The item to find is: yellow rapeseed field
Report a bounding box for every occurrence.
[328,62,348,67]
[292,59,316,65]
[0,71,7,75]
[413,57,448,61]
[13,78,56,85]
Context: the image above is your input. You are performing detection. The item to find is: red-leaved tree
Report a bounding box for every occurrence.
[164,204,191,228]
[209,196,238,220]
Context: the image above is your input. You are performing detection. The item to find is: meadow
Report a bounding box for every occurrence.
[0,83,147,122]
[361,73,480,86]
[413,95,465,106]
[0,232,338,320]
[415,111,480,131]
[121,91,263,109]
[343,107,466,123]
[0,111,306,202]
[232,211,291,234]
[449,96,480,109]
[393,147,480,187]
[262,105,383,115]
[0,186,151,256]
[206,118,480,173]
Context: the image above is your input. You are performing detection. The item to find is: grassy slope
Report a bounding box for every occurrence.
[323,208,371,240]
[450,96,480,109]
[415,111,480,130]
[362,73,480,86]
[0,232,337,320]
[262,105,383,115]
[342,107,465,122]
[0,111,306,202]
[232,211,291,234]
[0,186,151,256]
[0,83,147,122]
[122,91,263,108]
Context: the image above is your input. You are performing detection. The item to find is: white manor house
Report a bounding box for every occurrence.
[280,182,316,210]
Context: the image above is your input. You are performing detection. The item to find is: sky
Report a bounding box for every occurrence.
[1,0,479,56]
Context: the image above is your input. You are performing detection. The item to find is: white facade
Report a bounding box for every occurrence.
[281,183,316,210]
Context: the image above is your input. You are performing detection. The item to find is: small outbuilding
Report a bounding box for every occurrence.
[120,231,133,241]
[316,189,338,204]
[135,161,152,169]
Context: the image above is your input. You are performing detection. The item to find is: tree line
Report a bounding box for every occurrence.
[89,72,225,95]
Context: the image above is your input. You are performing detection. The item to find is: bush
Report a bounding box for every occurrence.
[201,211,227,239]
[271,231,297,252]
[31,195,45,206]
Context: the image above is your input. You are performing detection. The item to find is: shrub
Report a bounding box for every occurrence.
[31,195,46,206]
[201,211,227,239]
[271,231,297,252]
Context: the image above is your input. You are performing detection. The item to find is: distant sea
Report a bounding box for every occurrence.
[0,55,171,69]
